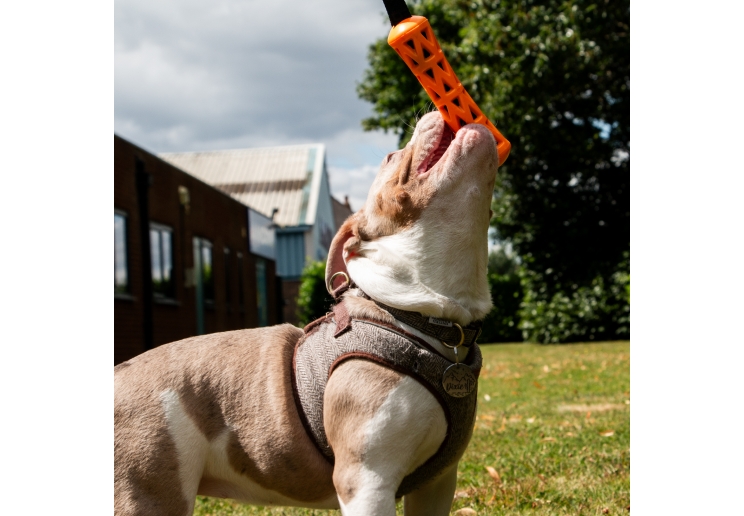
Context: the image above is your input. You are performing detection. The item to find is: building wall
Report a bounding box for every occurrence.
[276,227,309,279]
[312,162,337,260]
[114,135,280,365]
[282,279,302,326]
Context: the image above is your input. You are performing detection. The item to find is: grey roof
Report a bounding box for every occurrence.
[160,144,325,228]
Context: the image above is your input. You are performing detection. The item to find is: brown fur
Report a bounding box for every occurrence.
[360,146,437,241]
[340,293,397,324]
[323,360,404,504]
[115,359,190,516]
[324,149,436,290]
[114,325,336,515]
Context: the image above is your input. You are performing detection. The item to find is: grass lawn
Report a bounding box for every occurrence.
[194,341,630,515]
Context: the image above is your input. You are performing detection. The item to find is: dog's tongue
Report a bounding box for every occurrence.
[425,125,455,172]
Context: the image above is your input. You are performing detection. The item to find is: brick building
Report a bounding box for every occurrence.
[114,135,281,365]
[160,144,339,324]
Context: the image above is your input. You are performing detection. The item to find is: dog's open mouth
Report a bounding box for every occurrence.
[418,124,455,174]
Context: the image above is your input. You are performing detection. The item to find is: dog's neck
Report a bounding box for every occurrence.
[340,290,462,362]
[345,219,492,327]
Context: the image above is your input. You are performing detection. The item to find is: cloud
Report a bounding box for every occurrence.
[328,164,379,213]
[115,0,400,160]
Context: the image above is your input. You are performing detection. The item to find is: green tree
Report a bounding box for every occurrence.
[358,0,629,342]
[480,248,523,343]
[296,260,335,326]
[518,250,629,342]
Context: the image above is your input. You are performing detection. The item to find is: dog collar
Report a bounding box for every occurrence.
[372,299,482,348]
[353,290,482,348]
[326,275,483,348]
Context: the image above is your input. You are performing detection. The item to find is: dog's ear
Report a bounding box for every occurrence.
[326,214,361,291]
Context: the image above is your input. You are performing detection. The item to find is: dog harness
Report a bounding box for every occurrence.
[291,299,482,497]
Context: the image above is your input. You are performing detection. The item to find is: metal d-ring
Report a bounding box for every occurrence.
[326,271,350,294]
[440,323,465,349]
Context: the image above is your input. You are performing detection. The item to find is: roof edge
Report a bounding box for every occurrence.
[303,144,325,226]
[158,142,326,158]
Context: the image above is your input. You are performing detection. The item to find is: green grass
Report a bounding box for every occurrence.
[194,341,630,516]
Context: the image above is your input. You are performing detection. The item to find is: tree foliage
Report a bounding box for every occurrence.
[296,260,335,326]
[480,248,523,343]
[358,0,629,342]
[519,250,629,342]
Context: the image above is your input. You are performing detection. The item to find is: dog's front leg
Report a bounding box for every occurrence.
[324,360,447,516]
[403,464,458,516]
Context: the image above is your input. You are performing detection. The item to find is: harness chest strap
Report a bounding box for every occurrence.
[292,308,482,498]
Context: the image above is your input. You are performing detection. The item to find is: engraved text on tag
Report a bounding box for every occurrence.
[442,363,476,397]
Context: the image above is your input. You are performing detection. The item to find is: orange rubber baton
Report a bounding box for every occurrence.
[382,1,511,166]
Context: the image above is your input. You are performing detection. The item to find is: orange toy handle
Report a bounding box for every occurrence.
[388,16,511,167]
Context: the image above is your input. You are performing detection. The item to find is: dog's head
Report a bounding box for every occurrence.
[327,111,499,325]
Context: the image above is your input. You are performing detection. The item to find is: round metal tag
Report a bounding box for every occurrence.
[442,363,476,398]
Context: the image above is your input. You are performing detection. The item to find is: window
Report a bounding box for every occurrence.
[224,247,231,310]
[114,212,129,294]
[237,252,245,312]
[150,224,174,298]
[194,237,214,304]
[256,257,268,327]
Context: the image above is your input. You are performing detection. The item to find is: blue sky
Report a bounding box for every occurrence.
[115,0,401,211]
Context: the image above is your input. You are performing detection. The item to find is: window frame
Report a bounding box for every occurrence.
[237,251,245,313]
[114,210,130,297]
[149,222,176,300]
[224,247,232,312]
[194,237,215,307]
[255,256,268,327]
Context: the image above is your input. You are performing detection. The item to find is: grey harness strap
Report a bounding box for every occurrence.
[292,313,482,497]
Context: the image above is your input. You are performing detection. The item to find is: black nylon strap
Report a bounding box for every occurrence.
[382,0,412,26]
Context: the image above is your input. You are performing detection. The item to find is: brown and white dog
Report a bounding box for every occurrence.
[114,111,499,516]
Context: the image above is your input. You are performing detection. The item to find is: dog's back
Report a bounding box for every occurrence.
[114,325,337,515]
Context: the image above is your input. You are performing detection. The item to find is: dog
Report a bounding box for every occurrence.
[114,110,499,516]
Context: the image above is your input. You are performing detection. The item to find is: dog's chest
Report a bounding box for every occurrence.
[293,316,481,497]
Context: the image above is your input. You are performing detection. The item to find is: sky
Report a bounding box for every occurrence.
[115,0,402,211]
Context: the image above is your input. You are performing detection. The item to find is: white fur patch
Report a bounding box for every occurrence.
[347,220,492,325]
[160,390,338,510]
[340,376,447,515]
[199,431,337,509]
[160,389,209,512]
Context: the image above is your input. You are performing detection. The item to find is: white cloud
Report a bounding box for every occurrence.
[324,125,401,211]
[328,164,380,213]
[116,0,394,147]
[115,0,405,203]
[324,126,397,165]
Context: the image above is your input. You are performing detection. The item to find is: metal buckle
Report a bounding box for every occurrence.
[326,271,350,294]
[440,322,465,349]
